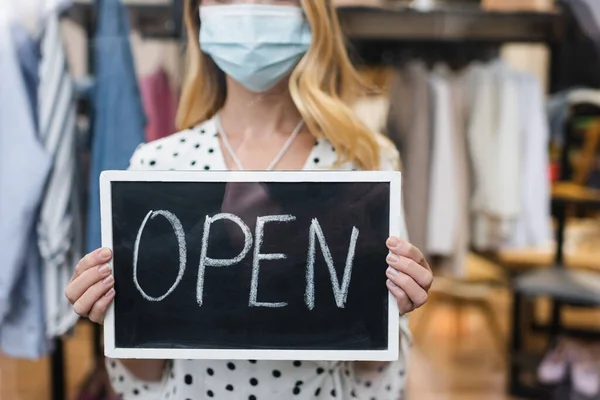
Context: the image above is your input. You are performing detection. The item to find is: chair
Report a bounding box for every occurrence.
[508,104,600,398]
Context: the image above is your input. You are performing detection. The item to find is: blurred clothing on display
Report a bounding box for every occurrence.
[140,67,178,143]
[384,59,552,277]
[0,0,81,358]
[85,0,146,253]
[386,62,432,257]
[0,1,52,359]
[565,0,600,59]
[37,12,81,338]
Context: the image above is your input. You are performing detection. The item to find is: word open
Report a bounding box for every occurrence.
[132,210,360,309]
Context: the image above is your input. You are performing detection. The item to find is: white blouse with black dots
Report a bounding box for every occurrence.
[106,116,412,400]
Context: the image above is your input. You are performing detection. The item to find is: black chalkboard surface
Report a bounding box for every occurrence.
[100,171,402,361]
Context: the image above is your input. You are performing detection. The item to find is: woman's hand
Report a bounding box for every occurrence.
[385,237,433,315]
[65,248,116,324]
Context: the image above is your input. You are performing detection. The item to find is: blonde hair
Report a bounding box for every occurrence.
[177,0,386,170]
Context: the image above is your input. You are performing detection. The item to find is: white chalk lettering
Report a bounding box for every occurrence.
[133,210,187,302]
[305,219,359,310]
[249,215,296,308]
[197,213,253,306]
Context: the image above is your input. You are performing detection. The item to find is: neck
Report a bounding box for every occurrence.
[219,76,303,139]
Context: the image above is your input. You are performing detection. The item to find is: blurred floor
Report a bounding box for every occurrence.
[405,291,516,400]
[0,322,95,400]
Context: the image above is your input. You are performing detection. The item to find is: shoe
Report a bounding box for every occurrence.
[571,345,600,397]
[537,340,569,385]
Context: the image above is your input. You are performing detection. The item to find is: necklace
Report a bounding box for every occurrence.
[215,114,305,171]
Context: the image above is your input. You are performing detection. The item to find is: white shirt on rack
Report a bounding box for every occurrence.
[467,60,522,250]
[426,66,458,256]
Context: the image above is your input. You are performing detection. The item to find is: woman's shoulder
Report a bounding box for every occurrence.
[128,119,216,171]
[317,132,399,172]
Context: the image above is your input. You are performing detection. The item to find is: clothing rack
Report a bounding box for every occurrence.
[67,0,564,42]
[49,2,567,400]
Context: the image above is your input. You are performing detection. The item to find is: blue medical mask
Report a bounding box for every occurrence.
[199,4,312,93]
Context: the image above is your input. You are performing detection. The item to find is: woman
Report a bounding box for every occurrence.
[65,0,433,399]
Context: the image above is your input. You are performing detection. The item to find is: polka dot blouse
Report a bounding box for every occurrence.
[106,116,412,400]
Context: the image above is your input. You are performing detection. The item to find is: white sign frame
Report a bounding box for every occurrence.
[100,170,402,361]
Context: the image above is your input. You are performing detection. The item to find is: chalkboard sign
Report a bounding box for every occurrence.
[100,171,402,361]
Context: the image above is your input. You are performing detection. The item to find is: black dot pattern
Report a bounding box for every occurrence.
[108,118,409,400]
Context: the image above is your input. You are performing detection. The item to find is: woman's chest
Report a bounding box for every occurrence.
[150,122,348,173]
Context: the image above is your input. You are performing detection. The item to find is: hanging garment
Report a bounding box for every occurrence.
[86,0,146,253]
[435,66,472,277]
[0,5,52,358]
[37,12,82,337]
[0,233,51,358]
[140,67,178,142]
[504,72,552,249]
[494,64,522,238]
[11,24,40,129]
[467,61,522,250]
[565,0,600,58]
[426,65,458,256]
[386,61,431,254]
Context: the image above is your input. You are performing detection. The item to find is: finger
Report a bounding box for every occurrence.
[72,248,112,281]
[66,263,112,304]
[387,254,433,291]
[386,280,414,315]
[386,237,428,269]
[386,268,428,308]
[73,275,115,318]
[88,288,115,324]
